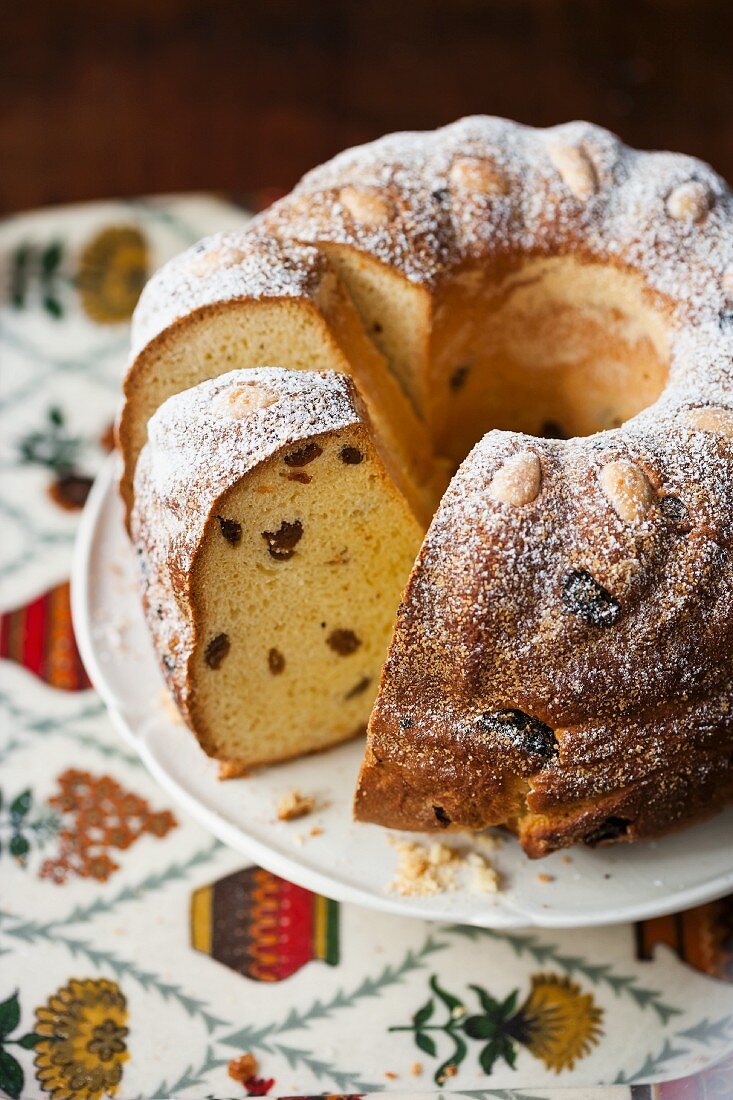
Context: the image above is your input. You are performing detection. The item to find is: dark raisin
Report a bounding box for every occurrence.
[162,655,175,672]
[287,471,311,484]
[205,633,230,669]
[433,805,451,827]
[372,321,383,335]
[156,605,164,620]
[262,519,303,561]
[540,419,567,439]
[583,817,630,846]
[719,311,733,332]
[217,516,242,546]
[449,364,470,392]
[432,188,449,203]
[399,716,413,730]
[562,569,620,627]
[345,676,371,700]
[659,494,688,526]
[327,628,361,655]
[48,473,93,510]
[477,708,557,760]
[268,647,285,675]
[340,446,364,465]
[284,442,322,467]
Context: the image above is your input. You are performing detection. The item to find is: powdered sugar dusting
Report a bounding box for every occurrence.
[131,368,363,714]
[130,231,326,360]
[365,409,733,847]
[261,117,732,323]
[136,368,359,545]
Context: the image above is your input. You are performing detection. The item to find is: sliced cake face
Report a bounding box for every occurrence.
[191,426,421,768]
[119,231,438,529]
[132,368,423,772]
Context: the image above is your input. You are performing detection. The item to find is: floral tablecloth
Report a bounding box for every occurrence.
[1,195,732,1100]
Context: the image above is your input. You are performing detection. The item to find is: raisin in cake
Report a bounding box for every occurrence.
[131,369,423,773]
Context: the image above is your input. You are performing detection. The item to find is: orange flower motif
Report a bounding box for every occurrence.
[39,769,176,884]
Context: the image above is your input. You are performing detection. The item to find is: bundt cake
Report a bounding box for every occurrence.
[131,368,423,773]
[125,116,733,854]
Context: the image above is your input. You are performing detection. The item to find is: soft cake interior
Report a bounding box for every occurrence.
[430,255,671,463]
[189,424,423,768]
[122,273,439,527]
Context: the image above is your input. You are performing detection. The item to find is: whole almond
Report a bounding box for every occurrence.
[339,185,393,226]
[686,406,733,436]
[547,143,598,200]
[217,384,279,419]
[667,181,712,223]
[599,460,654,523]
[488,451,542,506]
[449,157,508,196]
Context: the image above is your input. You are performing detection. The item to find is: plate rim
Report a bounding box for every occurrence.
[71,454,733,930]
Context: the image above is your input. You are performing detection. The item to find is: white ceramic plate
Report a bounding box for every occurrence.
[72,455,733,929]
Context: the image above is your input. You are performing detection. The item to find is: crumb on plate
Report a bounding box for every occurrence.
[387,838,500,897]
[277,789,315,821]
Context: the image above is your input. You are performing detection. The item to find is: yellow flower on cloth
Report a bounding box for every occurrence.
[34,978,129,1100]
[77,226,148,323]
[511,973,603,1072]
[393,970,603,1083]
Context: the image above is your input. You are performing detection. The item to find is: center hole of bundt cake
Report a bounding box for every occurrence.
[432,255,670,463]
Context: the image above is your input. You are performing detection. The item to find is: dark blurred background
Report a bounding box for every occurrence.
[3,0,732,215]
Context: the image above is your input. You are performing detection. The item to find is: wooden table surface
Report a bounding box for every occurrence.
[3,0,733,214]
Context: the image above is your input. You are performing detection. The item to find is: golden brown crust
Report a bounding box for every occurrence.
[356,425,733,855]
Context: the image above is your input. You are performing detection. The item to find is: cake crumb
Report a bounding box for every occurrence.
[218,759,250,780]
[309,825,323,837]
[537,872,555,883]
[385,1071,398,1080]
[277,789,315,821]
[428,842,454,866]
[466,851,500,894]
[388,839,458,896]
[410,1062,423,1077]
[387,838,500,897]
[228,1053,257,1084]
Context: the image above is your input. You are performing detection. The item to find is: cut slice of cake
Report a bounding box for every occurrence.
[119,230,439,531]
[131,368,423,773]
